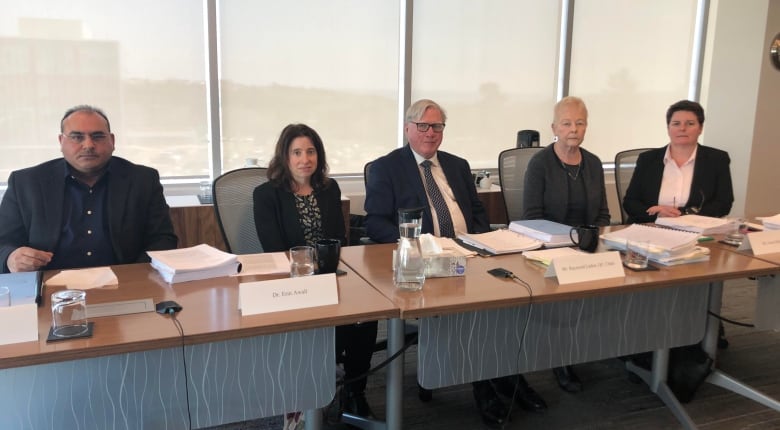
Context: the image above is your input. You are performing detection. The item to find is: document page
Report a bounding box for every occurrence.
[234,252,291,276]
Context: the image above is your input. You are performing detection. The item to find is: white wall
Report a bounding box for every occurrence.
[702,0,771,218]
[744,0,780,218]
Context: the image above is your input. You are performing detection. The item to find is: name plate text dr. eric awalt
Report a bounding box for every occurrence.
[238,273,339,316]
[545,251,625,284]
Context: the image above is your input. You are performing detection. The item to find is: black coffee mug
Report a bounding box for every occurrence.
[569,225,600,253]
[315,239,341,274]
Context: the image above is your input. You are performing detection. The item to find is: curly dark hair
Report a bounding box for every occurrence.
[266,123,330,192]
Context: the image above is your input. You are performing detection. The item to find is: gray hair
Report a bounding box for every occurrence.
[405,99,447,123]
[60,105,111,132]
[553,96,588,123]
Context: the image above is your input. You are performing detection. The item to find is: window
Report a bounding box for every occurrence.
[0,0,208,182]
[218,0,400,173]
[568,0,699,162]
[411,0,561,167]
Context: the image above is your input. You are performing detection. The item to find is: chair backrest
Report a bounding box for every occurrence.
[498,147,545,222]
[614,148,653,224]
[212,167,269,254]
[363,161,373,188]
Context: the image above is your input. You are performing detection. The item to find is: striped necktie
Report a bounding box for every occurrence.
[420,160,455,238]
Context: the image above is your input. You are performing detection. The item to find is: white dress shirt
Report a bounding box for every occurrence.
[410,149,468,236]
[658,144,697,208]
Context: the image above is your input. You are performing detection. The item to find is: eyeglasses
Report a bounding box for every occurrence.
[62,132,110,144]
[411,122,445,133]
[683,190,705,215]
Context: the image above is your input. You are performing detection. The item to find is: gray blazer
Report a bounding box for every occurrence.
[521,144,611,226]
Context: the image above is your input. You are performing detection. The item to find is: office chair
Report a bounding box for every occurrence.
[517,129,540,148]
[614,148,653,225]
[498,147,545,222]
[212,167,269,254]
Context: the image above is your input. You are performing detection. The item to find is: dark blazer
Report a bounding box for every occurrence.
[623,144,734,224]
[0,157,178,273]
[522,144,611,227]
[364,145,489,243]
[253,179,346,253]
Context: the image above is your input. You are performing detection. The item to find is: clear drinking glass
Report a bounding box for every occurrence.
[725,217,748,246]
[289,246,316,277]
[0,287,10,307]
[625,240,650,269]
[51,289,88,337]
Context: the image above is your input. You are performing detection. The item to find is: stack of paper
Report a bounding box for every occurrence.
[523,247,584,266]
[601,224,706,265]
[508,220,574,247]
[457,229,543,255]
[654,214,733,235]
[652,246,710,266]
[147,244,241,283]
[761,214,780,230]
[420,234,477,257]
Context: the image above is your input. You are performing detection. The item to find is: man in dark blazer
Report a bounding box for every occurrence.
[365,100,488,242]
[364,99,546,428]
[0,105,177,273]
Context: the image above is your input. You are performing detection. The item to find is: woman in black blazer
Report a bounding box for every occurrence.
[623,100,734,224]
[253,124,378,419]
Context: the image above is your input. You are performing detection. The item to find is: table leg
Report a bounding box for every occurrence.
[386,318,405,430]
[702,281,780,412]
[304,409,322,430]
[626,349,697,430]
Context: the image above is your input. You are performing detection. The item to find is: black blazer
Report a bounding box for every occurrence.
[623,144,734,224]
[253,179,346,253]
[364,145,489,244]
[0,157,178,273]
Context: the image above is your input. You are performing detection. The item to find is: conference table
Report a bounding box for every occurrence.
[0,263,397,430]
[340,237,780,430]
[697,239,780,412]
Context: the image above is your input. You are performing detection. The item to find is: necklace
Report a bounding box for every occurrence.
[561,160,581,180]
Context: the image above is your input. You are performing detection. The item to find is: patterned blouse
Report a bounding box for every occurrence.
[294,193,323,246]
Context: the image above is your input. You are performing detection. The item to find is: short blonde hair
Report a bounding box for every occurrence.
[553,96,588,124]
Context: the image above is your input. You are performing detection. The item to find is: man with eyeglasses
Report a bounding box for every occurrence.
[364,99,547,428]
[0,105,177,273]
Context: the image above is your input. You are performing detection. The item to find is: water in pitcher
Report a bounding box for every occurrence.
[394,208,426,291]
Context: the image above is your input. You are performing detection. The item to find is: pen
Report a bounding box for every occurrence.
[673,196,676,208]
[698,236,714,242]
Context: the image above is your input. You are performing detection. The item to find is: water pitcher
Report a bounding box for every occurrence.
[394,207,426,291]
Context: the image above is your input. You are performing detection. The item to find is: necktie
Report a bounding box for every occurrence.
[420,160,455,238]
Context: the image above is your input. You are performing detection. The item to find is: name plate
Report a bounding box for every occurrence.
[239,273,339,316]
[0,303,38,345]
[737,230,780,255]
[545,251,625,284]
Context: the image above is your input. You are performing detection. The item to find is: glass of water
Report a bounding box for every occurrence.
[289,246,315,277]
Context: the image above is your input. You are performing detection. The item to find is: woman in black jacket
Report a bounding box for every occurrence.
[253,123,378,419]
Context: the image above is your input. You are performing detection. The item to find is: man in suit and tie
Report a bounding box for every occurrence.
[0,105,178,273]
[364,99,546,428]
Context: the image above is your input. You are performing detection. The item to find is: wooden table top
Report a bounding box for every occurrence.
[340,241,780,320]
[0,262,397,370]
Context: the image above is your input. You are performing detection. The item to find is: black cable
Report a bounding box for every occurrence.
[338,329,418,387]
[500,273,534,430]
[707,310,755,328]
[168,313,193,430]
